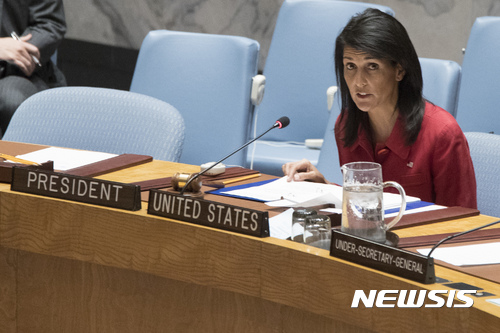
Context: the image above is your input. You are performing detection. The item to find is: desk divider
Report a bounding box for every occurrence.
[133,167,260,191]
[399,228,500,248]
[0,160,54,183]
[64,153,153,177]
[392,206,480,230]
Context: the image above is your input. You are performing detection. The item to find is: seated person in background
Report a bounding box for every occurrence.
[283,8,477,209]
[0,0,67,136]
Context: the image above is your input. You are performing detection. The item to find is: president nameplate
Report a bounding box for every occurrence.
[11,167,141,211]
[148,189,270,237]
[330,230,435,284]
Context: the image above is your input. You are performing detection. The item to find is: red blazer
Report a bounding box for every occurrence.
[335,102,477,209]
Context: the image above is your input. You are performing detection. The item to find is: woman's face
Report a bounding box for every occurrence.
[342,46,405,115]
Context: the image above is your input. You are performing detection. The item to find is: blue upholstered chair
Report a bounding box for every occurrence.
[51,50,58,65]
[464,132,500,217]
[130,30,260,166]
[456,17,500,133]
[420,58,461,117]
[2,87,185,162]
[316,98,343,185]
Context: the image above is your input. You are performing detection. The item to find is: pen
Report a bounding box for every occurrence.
[222,173,262,185]
[10,31,42,67]
[204,173,262,188]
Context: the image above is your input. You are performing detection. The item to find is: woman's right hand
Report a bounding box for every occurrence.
[282,158,328,183]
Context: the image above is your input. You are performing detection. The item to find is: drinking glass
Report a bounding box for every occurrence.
[303,215,331,250]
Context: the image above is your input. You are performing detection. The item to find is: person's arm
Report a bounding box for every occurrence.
[282,159,329,183]
[283,115,346,184]
[432,124,477,209]
[0,34,40,76]
[24,0,67,64]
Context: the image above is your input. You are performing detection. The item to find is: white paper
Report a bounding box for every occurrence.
[381,191,420,210]
[16,147,117,171]
[418,242,500,266]
[223,177,419,209]
[226,177,342,207]
[225,177,341,205]
[319,208,343,214]
[487,298,500,307]
[269,208,294,240]
[266,191,343,208]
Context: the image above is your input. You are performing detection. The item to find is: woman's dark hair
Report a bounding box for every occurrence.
[335,8,424,146]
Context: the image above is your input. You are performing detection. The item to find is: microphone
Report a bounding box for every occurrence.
[180,116,290,195]
[274,116,290,129]
[427,219,500,258]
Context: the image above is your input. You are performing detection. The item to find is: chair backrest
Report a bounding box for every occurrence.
[464,132,500,217]
[130,30,259,166]
[456,17,500,133]
[252,0,394,144]
[419,58,461,117]
[2,87,185,162]
[51,50,58,65]
[316,100,343,185]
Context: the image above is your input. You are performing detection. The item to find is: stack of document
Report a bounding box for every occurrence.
[15,147,117,171]
[418,242,500,266]
[211,177,446,240]
[215,177,419,209]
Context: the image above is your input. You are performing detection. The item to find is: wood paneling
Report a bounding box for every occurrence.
[0,159,499,332]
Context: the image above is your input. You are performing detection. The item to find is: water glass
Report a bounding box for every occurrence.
[303,215,331,250]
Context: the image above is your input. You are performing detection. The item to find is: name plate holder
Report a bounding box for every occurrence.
[147,189,270,238]
[11,167,141,211]
[330,230,435,284]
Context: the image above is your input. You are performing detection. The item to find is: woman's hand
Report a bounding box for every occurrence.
[282,158,328,183]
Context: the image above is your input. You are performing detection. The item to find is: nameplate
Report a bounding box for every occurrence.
[147,189,270,237]
[11,167,141,211]
[330,230,435,284]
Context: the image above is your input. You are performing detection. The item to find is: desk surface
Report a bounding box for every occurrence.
[0,142,499,332]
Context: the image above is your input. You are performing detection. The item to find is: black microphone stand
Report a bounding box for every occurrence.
[427,219,500,258]
[180,119,287,195]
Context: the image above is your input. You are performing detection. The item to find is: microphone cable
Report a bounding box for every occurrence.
[427,219,500,259]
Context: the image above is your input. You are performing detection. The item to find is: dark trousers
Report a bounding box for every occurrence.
[0,75,49,136]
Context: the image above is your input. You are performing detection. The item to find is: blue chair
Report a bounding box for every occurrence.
[316,95,343,185]
[247,0,394,176]
[51,50,58,65]
[130,30,260,166]
[456,17,500,133]
[2,87,185,162]
[419,58,461,117]
[464,132,500,217]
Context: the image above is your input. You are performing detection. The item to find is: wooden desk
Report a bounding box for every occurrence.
[0,158,499,332]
